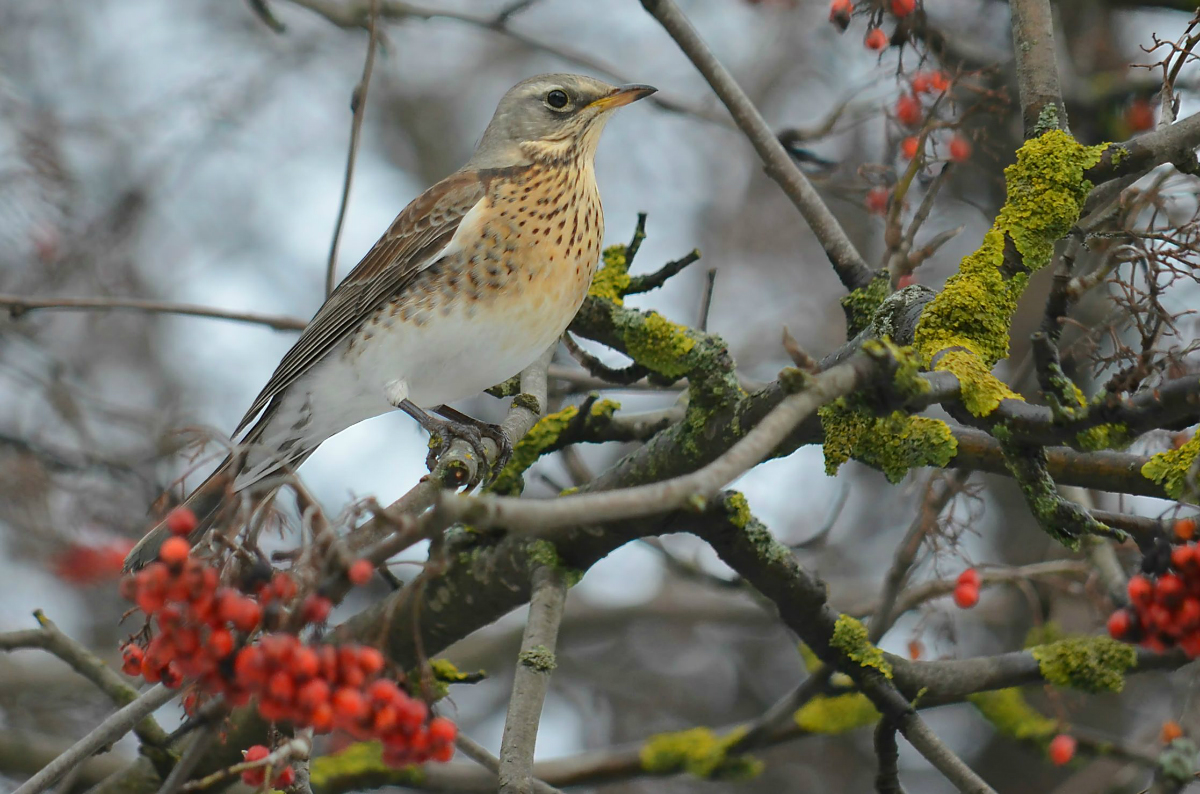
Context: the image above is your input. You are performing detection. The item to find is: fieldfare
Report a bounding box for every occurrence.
[124,73,656,570]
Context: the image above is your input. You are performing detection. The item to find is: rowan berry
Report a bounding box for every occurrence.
[953,582,979,609]
[166,507,198,536]
[895,94,921,126]
[348,559,374,586]
[865,28,887,51]
[900,136,920,159]
[1048,734,1075,766]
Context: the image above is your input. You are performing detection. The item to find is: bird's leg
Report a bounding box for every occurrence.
[433,405,513,474]
[395,399,508,486]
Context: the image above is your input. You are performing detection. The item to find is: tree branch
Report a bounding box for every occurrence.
[638,0,874,292]
[0,294,306,331]
[498,566,567,794]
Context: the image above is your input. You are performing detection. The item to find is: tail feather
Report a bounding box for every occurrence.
[123,457,237,572]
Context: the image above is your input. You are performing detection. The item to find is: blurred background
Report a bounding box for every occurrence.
[1,0,1198,792]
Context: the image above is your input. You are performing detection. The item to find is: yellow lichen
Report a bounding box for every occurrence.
[914,130,1111,417]
[1142,432,1200,501]
[724,491,752,529]
[1074,422,1132,452]
[588,244,631,304]
[841,271,891,336]
[820,403,957,483]
[622,311,697,379]
[487,405,579,495]
[308,741,423,792]
[830,615,893,678]
[968,688,1057,743]
[794,693,881,734]
[639,727,763,780]
[1030,636,1137,694]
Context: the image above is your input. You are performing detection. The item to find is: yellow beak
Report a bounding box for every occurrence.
[588,84,658,111]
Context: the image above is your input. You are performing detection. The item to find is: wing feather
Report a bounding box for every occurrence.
[233,170,487,437]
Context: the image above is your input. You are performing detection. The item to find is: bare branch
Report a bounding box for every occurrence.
[1010,0,1068,137]
[0,293,306,331]
[13,684,176,794]
[325,0,381,296]
[638,0,874,292]
[498,566,567,794]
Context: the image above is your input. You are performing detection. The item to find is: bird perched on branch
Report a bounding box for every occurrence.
[124,73,656,571]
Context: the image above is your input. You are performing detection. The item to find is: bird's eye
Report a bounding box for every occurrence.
[546,89,569,110]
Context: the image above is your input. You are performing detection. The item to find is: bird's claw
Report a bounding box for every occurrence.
[424,418,511,489]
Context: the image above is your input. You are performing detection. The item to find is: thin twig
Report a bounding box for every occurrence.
[155,725,216,794]
[0,294,306,331]
[13,685,176,794]
[901,716,996,794]
[639,0,873,292]
[326,0,381,296]
[498,566,568,794]
[455,735,564,794]
[697,268,717,332]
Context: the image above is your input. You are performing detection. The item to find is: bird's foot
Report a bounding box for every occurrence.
[397,400,510,488]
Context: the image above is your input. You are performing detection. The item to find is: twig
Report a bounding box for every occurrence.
[870,472,967,642]
[155,726,216,794]
[498,566,568,794]
[1010,0,1068,137]
[13,685,176,794]
[639,0,874,292]
[455,735,564,794]
[901,716,997,794]
[625,250,702,294]
[326,0,381,296]
[0,294,306,331]
[874,720,906,794]
[697,269,717,332]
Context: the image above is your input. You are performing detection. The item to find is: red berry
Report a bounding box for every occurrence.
[948,135,971,162]
[895,94,922,126]
[348,559,374,587]
[1176,518,1197,542]
[956,568,980,588]
[1158,574,1185,607]
[829,0,852,25]
[368,678,402,704]
[332,688,368,723]
[1107,609,1131,639]
[231,598,262,634]
[865,28,888,51]
[1180,632,1200,657]
[432,743,454,763]
[1048,733,1076,766]
[121,644,145,676]
[891,0,915,17]
[1128,575,1154,605]
[358,646,385,676]
[428,716,457,745]
[297,678,331,711]
[900,136,920,160]
[1172,544,1196,571]
[865,186,890,215]
[271,573,298,602]
[234,646,268,686]
[1126,99,1155,133]
[165,507,198,537]
[292,646,320,680]
[301,593,333,625]
[161,663,184,689]
[1179,597,1200,631]
[159,537,190,567]
[267,670,296,703]
[896,273,916,289]
[208,628,234,659]
[907,639,922,659]
[272,767,296,788]
[241,745,270,786]
[953,582,979,609]
[929,71,950,92]
[911,72,932,94]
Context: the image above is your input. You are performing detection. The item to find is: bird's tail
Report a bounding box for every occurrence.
[123,456,238,572]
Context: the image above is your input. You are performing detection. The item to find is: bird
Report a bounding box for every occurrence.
[123,73,656,571]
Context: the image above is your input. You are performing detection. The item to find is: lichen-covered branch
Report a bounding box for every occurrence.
[1010,0,1068,138]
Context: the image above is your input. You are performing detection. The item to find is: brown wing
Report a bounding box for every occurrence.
[233,170,487,437]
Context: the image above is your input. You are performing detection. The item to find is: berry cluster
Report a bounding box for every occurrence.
[119,508,457,769]
[953,568,980,609]
[1107,519,1200,656]
[827,0,920,46]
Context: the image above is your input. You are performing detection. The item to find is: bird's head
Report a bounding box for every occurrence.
[468,73,656,168]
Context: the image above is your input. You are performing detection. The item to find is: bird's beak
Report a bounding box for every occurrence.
[588,84,658,111]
